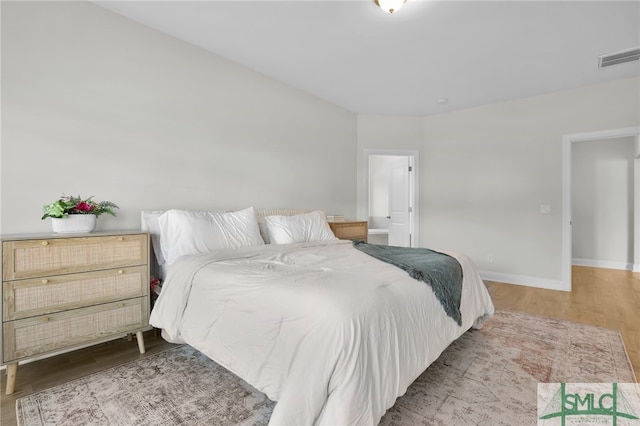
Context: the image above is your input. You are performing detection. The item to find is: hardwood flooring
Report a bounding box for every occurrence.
[1,266,637,425]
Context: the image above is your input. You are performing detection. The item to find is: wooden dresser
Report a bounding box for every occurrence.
[328,221,368,242]
[1,231,150,394]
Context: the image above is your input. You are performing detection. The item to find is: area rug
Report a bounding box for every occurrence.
[16,311,636,426]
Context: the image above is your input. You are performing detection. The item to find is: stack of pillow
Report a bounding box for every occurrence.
[142,207,338,269]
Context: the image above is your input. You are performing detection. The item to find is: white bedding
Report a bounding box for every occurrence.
[150,240,494,425]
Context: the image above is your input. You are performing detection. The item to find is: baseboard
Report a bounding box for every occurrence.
[479,271,567,292]
[634,264,640,273]
[572,258,632,271]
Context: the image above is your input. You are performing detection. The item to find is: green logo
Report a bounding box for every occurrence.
[539,383,640,425]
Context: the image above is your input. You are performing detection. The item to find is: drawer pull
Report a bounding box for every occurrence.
[117,237,124,241]
[41,279,49,284]
[41,241,49,246]
[117,270,124,275]
[43,317,50,322]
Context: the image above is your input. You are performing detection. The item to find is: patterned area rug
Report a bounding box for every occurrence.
[16,311,636,426]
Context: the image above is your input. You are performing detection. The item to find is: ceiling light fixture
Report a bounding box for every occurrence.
[375,0,407,14]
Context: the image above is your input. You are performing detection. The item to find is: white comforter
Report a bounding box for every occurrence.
[150,240,494,425]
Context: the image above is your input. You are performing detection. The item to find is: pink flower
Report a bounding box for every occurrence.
[75,201,92,212]
[150,276,161,290]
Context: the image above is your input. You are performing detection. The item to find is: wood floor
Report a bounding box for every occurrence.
[1,266,638,425]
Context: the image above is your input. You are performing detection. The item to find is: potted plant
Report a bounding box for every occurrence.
[42,195,119,233]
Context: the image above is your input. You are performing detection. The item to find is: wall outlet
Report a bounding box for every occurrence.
[487,254,494,263]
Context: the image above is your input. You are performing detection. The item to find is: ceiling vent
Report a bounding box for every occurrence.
[598,47,640,68]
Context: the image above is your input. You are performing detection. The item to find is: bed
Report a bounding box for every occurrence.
[145,207,495,425]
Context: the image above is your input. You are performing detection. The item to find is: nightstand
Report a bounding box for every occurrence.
[328,221,368,242]
[1,231,150,394]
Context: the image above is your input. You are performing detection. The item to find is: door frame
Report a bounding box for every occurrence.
[635,156,640,272]
[363,149,419,247]
[562,126,640,291]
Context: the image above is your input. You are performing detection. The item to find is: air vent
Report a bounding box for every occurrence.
[599,47,640,68]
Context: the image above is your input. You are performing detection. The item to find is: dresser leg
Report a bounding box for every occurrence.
[136,330,146,354]
[6,363,18,395]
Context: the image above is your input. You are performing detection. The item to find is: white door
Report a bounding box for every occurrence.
[388,157,411,247]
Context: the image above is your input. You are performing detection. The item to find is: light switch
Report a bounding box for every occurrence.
[540,204,551,214]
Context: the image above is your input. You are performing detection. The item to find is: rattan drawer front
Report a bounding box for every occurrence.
[3,266,148,321]
[3,297,148,362]
[3,234,148,280]
[329,222,368,241]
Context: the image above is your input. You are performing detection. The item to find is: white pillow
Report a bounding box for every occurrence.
[157,207,264,265]
[141,209,230,266]
[141,210,169,266]
[264,210,338,244]
[257,219,271,244]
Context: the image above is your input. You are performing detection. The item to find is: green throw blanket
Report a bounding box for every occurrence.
[353,241,463,326]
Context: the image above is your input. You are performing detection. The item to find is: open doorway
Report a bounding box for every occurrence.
[572,137,636,270]
[562,127,640,291]
[364,150,418,247]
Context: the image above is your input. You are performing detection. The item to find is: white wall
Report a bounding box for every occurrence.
[1,1,357,234]
[572,137,635,269]
[358,77,640,289]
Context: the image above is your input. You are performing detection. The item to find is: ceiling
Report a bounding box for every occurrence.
[93,0,640,116]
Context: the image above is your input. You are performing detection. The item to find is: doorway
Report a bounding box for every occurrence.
[572,137,636,270]
[364,150,418,247]
[562,126,640,291]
